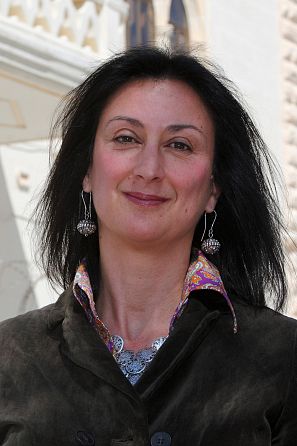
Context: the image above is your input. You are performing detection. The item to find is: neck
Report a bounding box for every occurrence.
[96,232,192,351]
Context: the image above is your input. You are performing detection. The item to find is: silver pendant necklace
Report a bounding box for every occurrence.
[111,334,168,385]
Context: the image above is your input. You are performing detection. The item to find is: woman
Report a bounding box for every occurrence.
[0,46,296,445]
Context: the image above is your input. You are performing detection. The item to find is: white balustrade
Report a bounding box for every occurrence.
[0,0,128,54]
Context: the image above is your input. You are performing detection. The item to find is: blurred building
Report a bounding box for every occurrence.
[0,0,296,320]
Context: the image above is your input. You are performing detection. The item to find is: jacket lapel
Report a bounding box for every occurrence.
[135,292,220,399]
[48,289,140,403]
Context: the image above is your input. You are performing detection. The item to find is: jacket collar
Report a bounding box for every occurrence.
[47,287,226,400]
[73,250,237,355]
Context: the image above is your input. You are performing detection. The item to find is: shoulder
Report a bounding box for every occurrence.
[0,304,52,345]
[0,289,69,362]
[232,302,297,432]
[229,299,297,363]
[234,299,297,334]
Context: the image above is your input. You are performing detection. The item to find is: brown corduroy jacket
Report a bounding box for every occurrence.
[0,287,297,446]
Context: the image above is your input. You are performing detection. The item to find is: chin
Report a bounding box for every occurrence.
[127,230,164,244]
[120,225,168,246]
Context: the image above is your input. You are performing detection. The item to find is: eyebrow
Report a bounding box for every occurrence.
[105,115,205,135]
[105,116,144,128]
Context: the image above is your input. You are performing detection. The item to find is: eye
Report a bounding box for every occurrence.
[168,141,192,152]
[114,135,139,144]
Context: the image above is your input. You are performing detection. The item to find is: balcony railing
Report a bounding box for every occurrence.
[0,0,125,54]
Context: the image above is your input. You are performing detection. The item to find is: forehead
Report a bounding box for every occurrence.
[97,79,214,134]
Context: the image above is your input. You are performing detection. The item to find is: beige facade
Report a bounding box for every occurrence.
[0,0,129,320]
[281,0,297,315]
[0,0,296,320]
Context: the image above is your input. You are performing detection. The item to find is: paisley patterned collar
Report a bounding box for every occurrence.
[73,250,237,356]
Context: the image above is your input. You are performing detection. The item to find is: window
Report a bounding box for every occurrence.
[169,0,189,50]
[126,0,155,47]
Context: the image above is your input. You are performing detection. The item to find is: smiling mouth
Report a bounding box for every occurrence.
[123,192,169,206]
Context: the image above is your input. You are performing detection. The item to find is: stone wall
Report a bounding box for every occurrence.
[0,0,129,319]
[281,0,297,315]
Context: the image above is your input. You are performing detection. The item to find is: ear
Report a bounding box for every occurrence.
[205,177,221,213]
[82,171,92,193]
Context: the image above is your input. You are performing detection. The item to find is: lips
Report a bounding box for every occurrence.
[123,191,169,206]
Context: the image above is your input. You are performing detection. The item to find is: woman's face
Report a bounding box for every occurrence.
[83,79,219,248]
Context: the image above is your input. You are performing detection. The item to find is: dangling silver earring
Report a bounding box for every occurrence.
[201,210,221,254]
[77,191,96,237]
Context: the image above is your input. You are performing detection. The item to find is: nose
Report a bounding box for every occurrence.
[132,144,165,182]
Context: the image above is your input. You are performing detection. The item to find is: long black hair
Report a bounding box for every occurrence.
[35,46,288,310]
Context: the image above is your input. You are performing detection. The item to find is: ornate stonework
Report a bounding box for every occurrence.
[0,0,128,54]
[281,0,297,315]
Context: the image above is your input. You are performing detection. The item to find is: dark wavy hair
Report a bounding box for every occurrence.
[35,46,288,310]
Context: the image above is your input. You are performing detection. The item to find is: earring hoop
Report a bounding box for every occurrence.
[200,210,220,254]
[77,191,96,237]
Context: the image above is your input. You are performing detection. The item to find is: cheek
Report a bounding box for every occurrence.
[177,167,212,213]
[90,150,130,190]
[179,166,211,197]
